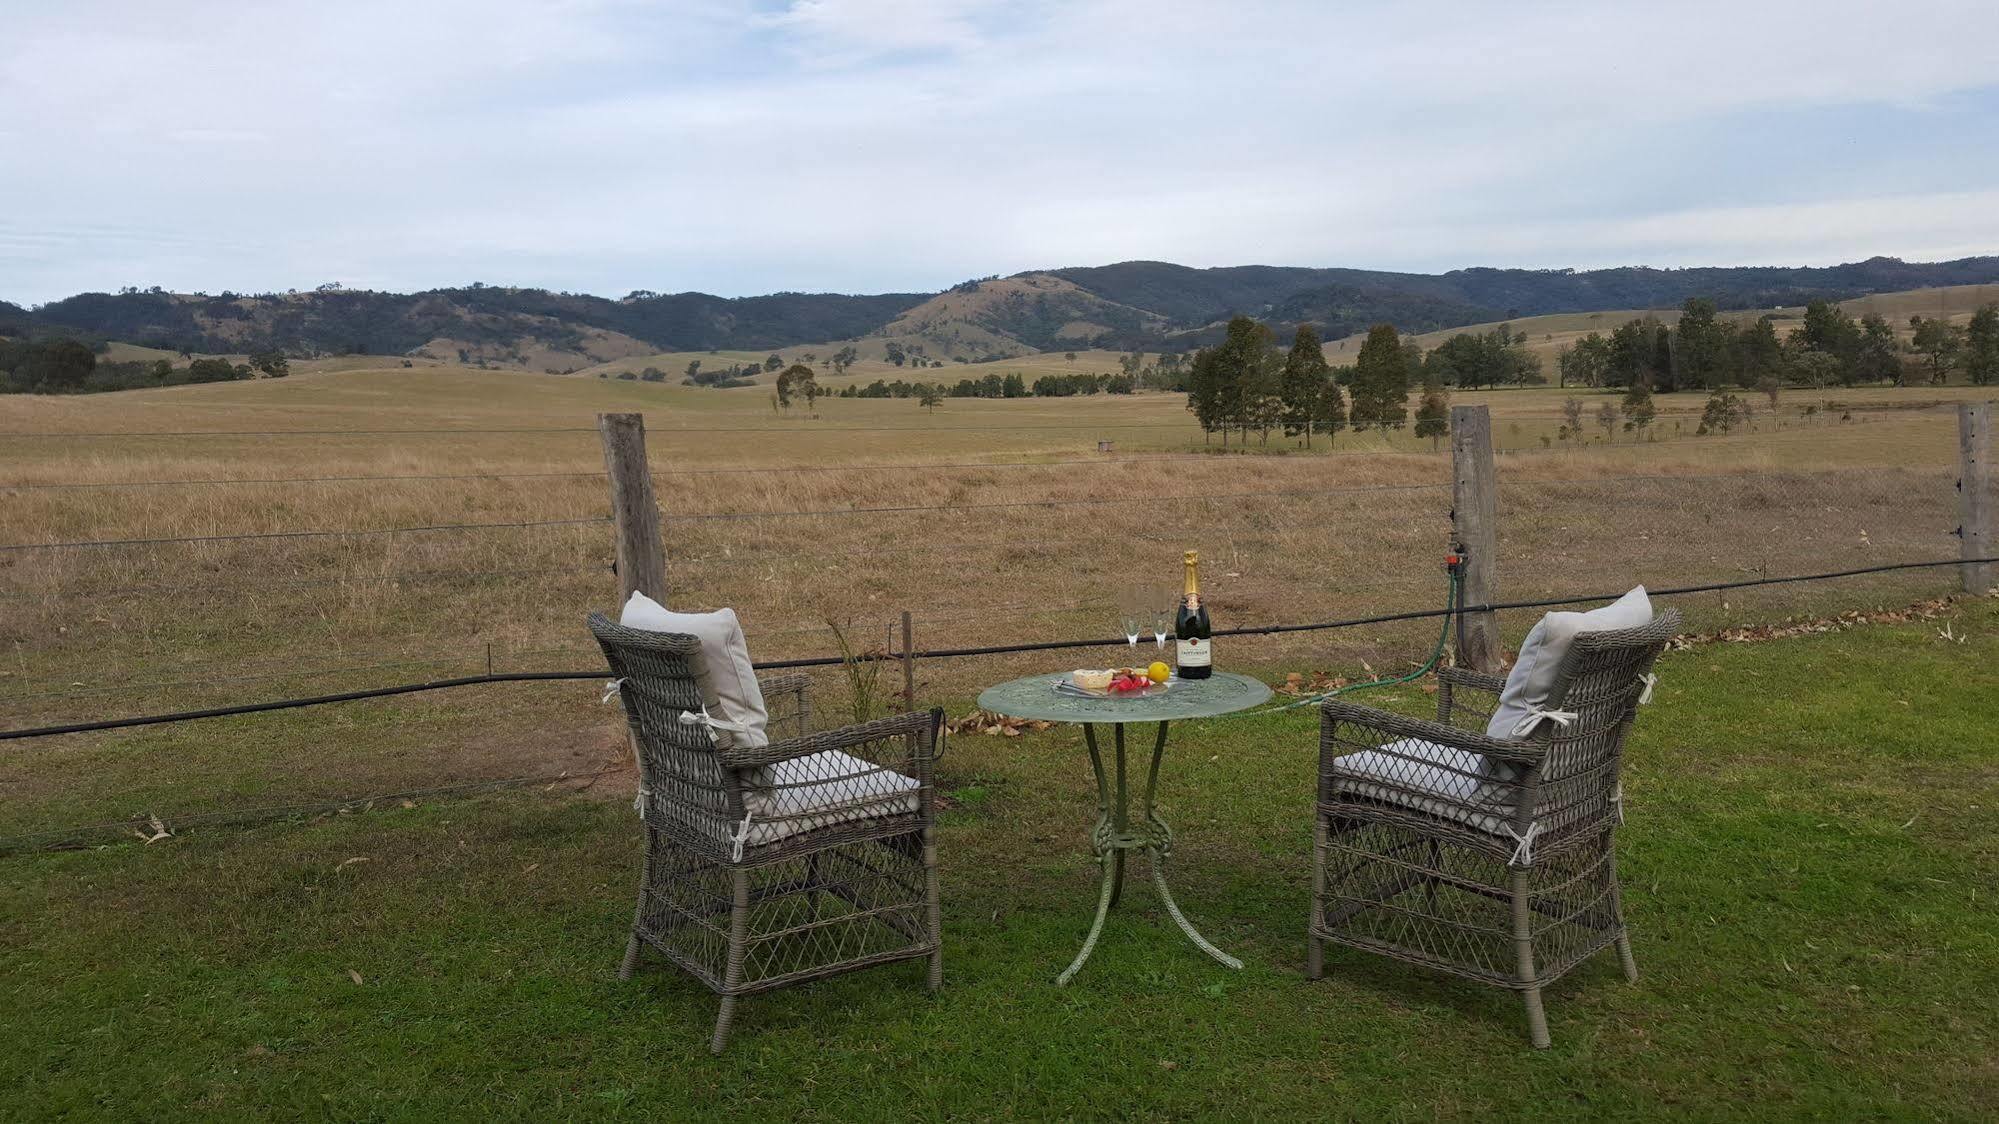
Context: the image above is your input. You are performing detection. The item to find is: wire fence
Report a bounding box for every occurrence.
[0,404,1988,853]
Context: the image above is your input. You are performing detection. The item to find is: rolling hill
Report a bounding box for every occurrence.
[10,255,1999,370]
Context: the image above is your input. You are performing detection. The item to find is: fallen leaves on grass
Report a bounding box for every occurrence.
[1674,595,1966,649]
[946,709,1051,737]
[347,969,364,986]
[1276,671,1350,697]
[335,857,371,872]
[131,815,171,845]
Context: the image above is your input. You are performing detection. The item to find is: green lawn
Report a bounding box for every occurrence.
[4,601,1996,1119]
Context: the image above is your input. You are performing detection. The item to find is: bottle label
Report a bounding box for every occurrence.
[1176,638,1210,667]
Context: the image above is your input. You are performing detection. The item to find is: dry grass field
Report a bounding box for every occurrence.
[1,365,1989,844]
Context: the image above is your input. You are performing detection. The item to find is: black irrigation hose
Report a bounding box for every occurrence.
[0,672,604,740]
[2,555,1989,744]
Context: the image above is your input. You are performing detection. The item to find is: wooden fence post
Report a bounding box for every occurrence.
[1961,403,1992,596]
[598,413,666,605]
[1450,404,1504,673]
[901,610,916,713]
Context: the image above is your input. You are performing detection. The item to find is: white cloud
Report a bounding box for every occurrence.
[3,0,1997,301]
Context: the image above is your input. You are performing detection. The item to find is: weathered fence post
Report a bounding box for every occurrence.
[1450,404,1504,673]
[1961,403,1992,596]
[901,610,916,712]
[598,413,667,605]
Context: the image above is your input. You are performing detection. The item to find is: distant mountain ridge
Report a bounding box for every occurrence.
[10,255,1999,366]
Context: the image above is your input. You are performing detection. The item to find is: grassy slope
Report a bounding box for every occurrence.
[3,601,1994,1119]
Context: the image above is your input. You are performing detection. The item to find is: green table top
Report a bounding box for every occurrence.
[976,670,1273,725]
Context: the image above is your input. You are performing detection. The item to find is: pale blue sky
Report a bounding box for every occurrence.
[4,0,1998,304]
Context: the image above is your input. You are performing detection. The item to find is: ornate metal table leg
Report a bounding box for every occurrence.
[1108,723,1128,908]
[1060,720,1241,984]
[1058,723,1119,986]
[1140,721,1243,971]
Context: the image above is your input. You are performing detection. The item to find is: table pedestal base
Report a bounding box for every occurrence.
[1056,720,1244,986]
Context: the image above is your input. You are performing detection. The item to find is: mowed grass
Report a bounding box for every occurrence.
[2,602,1995,1119]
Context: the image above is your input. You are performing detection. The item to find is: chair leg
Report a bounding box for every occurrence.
[1605,834,1640,983]
[621,827,654,981]
[1615,933,1640,984]
[924,829,944,993]
[710,867,752,1055]
[1510,866,1551,1049]
[1306,816,1328,980]
[1520,988,1551,1050]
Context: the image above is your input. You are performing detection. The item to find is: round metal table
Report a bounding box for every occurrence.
[976,670,1273,984]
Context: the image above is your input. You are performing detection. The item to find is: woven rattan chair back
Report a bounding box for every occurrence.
[1525,610,1681,839]
[589,614,748,855]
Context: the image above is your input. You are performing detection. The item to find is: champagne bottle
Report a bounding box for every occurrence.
[1174,550,1212,680]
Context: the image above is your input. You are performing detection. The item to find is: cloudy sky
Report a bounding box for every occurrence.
[5,0,1998,304]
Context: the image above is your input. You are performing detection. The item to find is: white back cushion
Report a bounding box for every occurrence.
[1487,586,1653,740]
[620,592,769,749]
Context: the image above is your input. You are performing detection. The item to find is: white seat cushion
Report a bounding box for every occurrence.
[741,750,920,847]
[620,592,769,750]
[1334,738,1510,836]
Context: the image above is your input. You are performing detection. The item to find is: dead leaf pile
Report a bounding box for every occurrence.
[945,710,1053,737]
[1672,595,1966,650]
[1275,671,1352,697]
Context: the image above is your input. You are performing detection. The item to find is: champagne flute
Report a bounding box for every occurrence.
[1118,585,1143,648]
[1152,584,1173,649]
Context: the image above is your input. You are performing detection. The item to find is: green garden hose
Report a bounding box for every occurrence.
[1214,566,1460,721]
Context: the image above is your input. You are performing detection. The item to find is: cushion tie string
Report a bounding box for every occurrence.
[1611,781,1625,825]
[1504,821,1542,866]
[600,678,626,704]
[677,707,752,734]
[728,810,754,862]
[1637,673,1658,705]
[632,787,648,818]
[1510,708,1577,738]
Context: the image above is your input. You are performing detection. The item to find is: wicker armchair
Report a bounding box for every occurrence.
[1307,610,1679,1048]
[589,613,944,1054]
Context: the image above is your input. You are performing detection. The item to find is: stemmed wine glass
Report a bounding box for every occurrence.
[1118,585,1145,648]
[1152,584,1174,649]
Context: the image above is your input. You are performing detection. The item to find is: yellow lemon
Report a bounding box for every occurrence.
[1147,661,1170,684]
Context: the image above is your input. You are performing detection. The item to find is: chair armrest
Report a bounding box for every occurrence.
[1320,698,1542,766]
[758,672,812,697]
[758,673,813,740]
[1436,666,1506,695]
[718,708,941,773]
[1435,666,1505,729]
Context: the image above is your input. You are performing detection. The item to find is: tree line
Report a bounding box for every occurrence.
[1183,318,1456,448]
[1555,298,1999,392]
[0,338,291,394]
